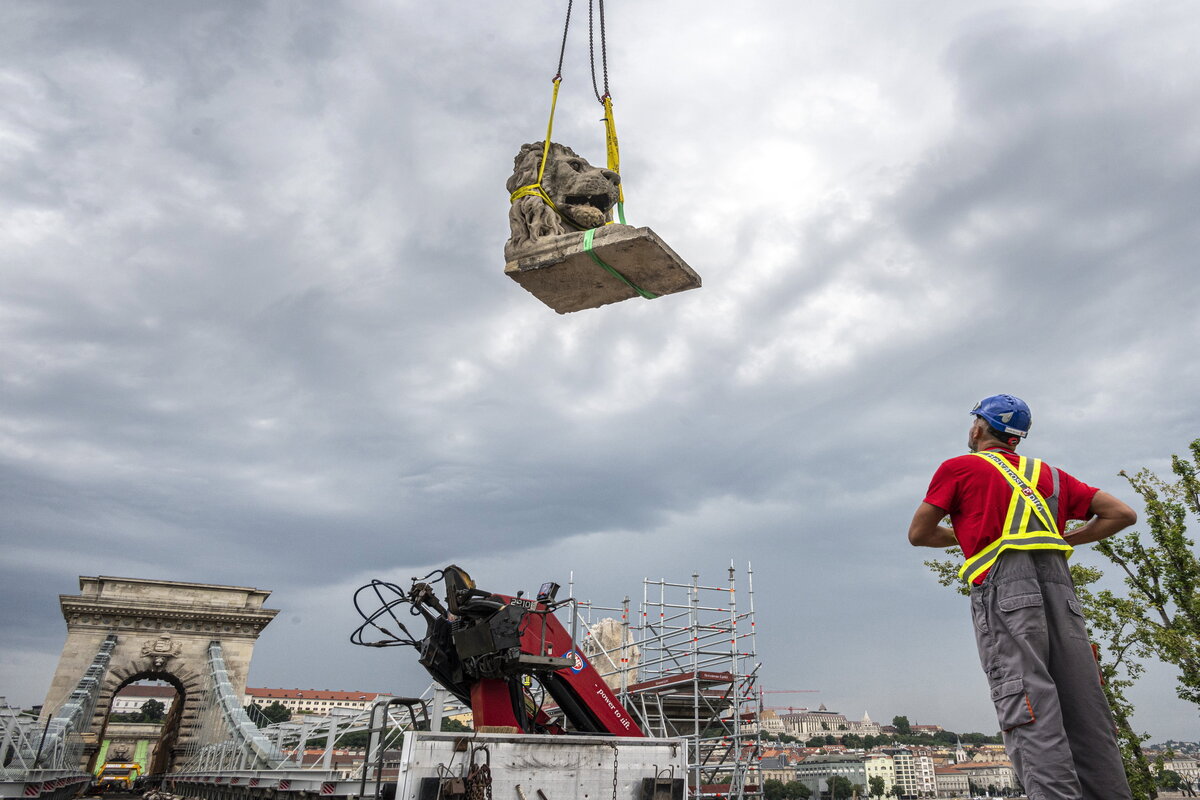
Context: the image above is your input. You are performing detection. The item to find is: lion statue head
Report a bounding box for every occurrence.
[505,141,622,260]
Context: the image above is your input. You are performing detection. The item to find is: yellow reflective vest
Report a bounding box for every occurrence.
[958,451,1074,584]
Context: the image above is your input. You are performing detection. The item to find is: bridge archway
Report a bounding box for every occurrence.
[42,577,278,773]
[96,672,191,777]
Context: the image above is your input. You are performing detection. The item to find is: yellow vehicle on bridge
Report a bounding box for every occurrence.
[92,762,142,793]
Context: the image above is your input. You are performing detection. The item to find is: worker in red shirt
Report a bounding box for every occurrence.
[909,394,1137,800]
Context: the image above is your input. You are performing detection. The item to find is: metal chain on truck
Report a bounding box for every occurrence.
[610,743,619,800]
[466,746,492,800]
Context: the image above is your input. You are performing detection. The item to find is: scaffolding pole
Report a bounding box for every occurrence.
[573,564,761,800]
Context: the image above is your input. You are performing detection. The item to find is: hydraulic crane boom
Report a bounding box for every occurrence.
[352,565,643,737]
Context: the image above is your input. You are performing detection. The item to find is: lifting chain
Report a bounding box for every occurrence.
[554,0,573,81]
[588,0,610,102]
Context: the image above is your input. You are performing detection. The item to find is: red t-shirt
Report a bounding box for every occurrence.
[923,448,1099,583]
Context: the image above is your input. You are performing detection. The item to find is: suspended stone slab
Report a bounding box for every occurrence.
[505,141,701,313]
[505,224,701,314]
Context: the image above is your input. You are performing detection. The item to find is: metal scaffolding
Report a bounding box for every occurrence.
[573,563,761,800]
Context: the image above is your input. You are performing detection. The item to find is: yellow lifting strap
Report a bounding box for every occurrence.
[509,80,626,227]
[509,78,577,224]
[602,95,624,208]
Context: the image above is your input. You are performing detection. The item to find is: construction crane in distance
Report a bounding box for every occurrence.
[759,688,821,715]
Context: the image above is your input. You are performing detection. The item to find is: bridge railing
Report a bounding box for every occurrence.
[1,646,111,800]
[176,642,427,777]
[32,633,117,771]
[0,699,43,779]
[174,643,284,772]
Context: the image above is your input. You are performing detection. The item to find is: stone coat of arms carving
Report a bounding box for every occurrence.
[142,636,183,669]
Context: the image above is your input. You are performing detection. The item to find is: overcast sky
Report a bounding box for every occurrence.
[2,1,1198,742]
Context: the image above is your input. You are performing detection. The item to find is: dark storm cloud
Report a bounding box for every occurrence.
[2,1,1197,739]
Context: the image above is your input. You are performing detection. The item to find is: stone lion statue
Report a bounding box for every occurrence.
[582,617,639,691]
[505,141,622,260]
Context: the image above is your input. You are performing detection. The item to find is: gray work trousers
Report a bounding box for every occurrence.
[970,550,1132,800]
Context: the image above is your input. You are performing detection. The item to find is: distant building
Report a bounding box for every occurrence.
[863,752,896,795]
[778,705,880,738]
[759,754,795,784]
[911,723,943,736]
[749,708,786,736]
[794,754,866,797]
[953,761,1018,795]
[857,711,881,736]
[245,688,385,716]
[112,684,176,716]
[934,765,970,798]
[884,747,935,797]
[970,743,1009,763]
[1167,756,1199,784]
[914,748,936,796]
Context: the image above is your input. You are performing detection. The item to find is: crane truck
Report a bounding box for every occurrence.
[351,565,686,800]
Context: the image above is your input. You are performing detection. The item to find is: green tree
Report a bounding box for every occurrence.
[139,699,166,724]
[309,726,409,750]
[931,730,956,745]
[959,732,1001,745]
[1156,770,1182,791]
[891,716,911,736]
[1068,441,1199,798]
[1099,443,1200,707]
[806,737,824,748]
[868,775,886,799]
[782,780,811,799]
[763,779,786,800]
[334,730,375,748]
[245,701,293,727]
[827,775,853,800]
[263,701,291,725]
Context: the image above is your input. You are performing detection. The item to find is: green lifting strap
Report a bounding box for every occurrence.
[583,228,658,300]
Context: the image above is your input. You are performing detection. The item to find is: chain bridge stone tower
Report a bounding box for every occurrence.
[42,576,279,772]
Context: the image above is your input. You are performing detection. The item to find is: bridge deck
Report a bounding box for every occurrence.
[0,770,93,800]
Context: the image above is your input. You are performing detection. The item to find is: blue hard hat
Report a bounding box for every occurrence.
[970,394,1032,438]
